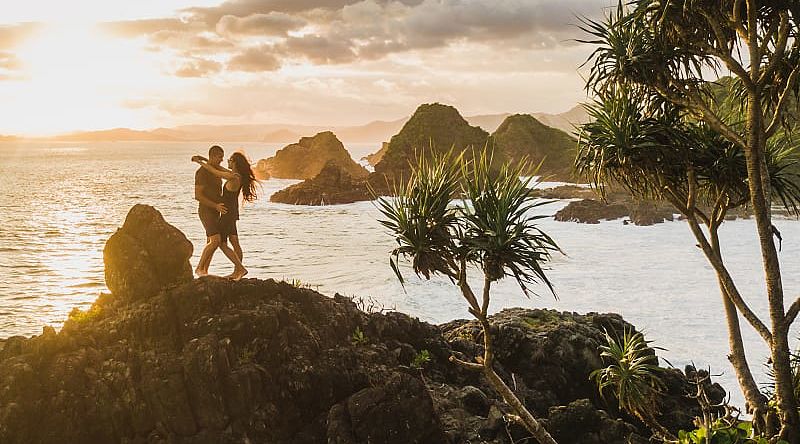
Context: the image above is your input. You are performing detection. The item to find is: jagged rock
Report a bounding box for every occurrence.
[546,399,647,444]
[270,161,372,205]
[102,204,192,300]
[256,131,368,180]
[491,114,578,181]
[327,372,447,443]
[554,199,629,224]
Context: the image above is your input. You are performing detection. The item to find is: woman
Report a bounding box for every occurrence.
[192,151,259,280]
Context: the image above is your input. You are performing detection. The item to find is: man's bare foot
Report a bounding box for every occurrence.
[195,268,209,277]
[227,267,248,281]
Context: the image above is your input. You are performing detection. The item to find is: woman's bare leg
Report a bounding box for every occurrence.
[229,235,243,261]
[219,241,247,280]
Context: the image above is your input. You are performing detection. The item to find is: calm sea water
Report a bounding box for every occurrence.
[2,140,800,407]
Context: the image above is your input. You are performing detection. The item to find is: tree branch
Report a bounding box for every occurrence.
[785,298,800,329]
[656,85,748,149]
[449,355,484,371]
[698,12,754,89]
[766,63,800,138]
[757,13,790,86]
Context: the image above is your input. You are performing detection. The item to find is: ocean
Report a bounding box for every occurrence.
[1,140,799,408]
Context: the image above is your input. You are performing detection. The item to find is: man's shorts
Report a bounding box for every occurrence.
[198,206,220,237]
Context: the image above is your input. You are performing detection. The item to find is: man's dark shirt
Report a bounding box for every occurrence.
[195,167,222,207]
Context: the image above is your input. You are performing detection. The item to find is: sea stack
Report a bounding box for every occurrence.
[255,131,368,180]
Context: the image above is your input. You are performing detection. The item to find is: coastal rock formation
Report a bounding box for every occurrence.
[256,131,369,180]
[491,114,578,181]
[270,161,372,205]
[103,204,193,300]
[373,103,489,177]
[0,206,722,443]
[554,199,674,226]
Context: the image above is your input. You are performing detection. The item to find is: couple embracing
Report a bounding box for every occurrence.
[193,145,259,280]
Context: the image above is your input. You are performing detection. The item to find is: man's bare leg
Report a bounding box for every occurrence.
[196,234,221,276]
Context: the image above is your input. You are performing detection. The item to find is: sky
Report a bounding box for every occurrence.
[0,0,612,136]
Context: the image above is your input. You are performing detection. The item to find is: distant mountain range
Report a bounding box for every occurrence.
[15,105,588,144]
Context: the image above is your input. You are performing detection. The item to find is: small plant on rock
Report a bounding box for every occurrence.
[351,326,367,345]
[411,349,431,370]
[374,148,561,444]
[591,328,672,441]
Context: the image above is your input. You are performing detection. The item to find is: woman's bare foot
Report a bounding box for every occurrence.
[195,268,209,277]
[227,267,248,281]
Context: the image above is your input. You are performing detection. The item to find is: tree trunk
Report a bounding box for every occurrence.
[745,90,799,441]
[458,277,559,444]
[709,228,768,430]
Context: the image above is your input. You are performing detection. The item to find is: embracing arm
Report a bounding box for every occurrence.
[194,184,227,213]
[195,159,238,180]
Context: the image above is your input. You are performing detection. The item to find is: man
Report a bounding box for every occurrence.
[194,145,227,276]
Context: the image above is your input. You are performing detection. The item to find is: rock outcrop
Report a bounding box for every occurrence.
[256,131,369,180]
[270,161,372,205]
[555,199,675,226]
[0,206,723,443]
[373,103,489,177]
[103,204,193,300]
[491,114,578,181]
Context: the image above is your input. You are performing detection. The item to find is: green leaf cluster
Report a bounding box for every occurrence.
[590,328,665,417]
[375,147,560,296]
[678,420,784,444]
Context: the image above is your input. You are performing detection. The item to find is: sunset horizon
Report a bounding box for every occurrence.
[0,0,607,137]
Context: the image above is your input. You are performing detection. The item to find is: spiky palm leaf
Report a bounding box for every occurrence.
[460,149,560,296]
[374,150,463,283]
[591,328,665,416]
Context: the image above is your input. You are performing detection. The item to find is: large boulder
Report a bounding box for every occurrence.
[103,204,193,300]
[270,161,372,205]
[256,131,369,180]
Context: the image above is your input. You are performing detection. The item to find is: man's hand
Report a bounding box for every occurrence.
[215,203,228,214]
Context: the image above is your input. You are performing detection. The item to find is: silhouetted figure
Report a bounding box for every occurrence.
[193,145,226,276]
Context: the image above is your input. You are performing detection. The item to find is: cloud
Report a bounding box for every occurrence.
[149,30,234,52]
[0,52,20,70]
[227,45,282,71]
[0,23,42,49]
[98,0,607,75]
[100,18,201,38]
[280,34,357,64]
[216,12,307,36]
[175,57,222,77]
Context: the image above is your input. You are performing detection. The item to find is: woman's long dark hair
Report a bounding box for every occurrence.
[231,152,259,202]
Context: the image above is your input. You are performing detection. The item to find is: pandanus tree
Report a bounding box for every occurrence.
[579,1,800,437]
[374,150,561,444]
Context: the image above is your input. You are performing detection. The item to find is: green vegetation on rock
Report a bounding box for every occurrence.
[491,114,578,181]
[373,103,489,176]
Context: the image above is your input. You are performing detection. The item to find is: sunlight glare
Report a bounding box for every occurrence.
[3,24,170,135]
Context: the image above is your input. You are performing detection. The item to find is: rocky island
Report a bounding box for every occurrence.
[0,205,725,443]
[255,131,368,180]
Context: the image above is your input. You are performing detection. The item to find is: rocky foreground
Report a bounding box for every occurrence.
[0,205,724,443]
